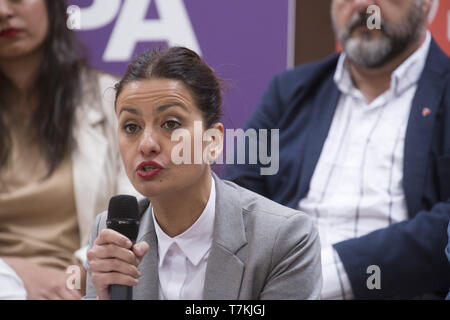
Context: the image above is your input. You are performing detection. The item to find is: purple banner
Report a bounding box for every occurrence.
[68,0,289,130]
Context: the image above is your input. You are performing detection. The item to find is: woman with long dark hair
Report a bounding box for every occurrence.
[0,0,136,299]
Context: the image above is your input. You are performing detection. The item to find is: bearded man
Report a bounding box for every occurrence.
[225,0,450,299]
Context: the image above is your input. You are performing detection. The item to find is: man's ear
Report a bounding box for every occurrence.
[425,0,436,23]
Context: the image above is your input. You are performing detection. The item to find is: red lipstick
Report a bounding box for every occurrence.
[136,161,163,179]
[0,28,20,39]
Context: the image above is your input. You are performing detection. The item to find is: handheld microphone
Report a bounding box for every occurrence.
[106,195,140,300]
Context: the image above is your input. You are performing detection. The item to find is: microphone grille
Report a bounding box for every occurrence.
[107,195,139,220]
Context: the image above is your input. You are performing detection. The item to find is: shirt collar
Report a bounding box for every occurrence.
[391,31,431,96]
[334,52,353,95]
[152,176,216,267]
[334,31,431,97]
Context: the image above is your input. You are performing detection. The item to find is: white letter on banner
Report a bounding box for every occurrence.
[78,0,122,30]
[104,0,202,61]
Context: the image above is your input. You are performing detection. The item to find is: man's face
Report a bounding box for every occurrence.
[331,0,429,68]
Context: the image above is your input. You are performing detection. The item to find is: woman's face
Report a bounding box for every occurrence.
[116,78,223,199]
[0,0,49,59]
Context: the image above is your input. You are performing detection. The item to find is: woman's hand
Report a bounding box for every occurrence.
[87,229,149,300]
[3,257,83,300]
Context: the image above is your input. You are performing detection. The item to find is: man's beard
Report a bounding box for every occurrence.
[332,0,425,69]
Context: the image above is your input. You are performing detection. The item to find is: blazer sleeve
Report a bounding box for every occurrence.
[334,200,450,299]
[83,212,106,300]
[224,75,282,198]
[259,213,323,300]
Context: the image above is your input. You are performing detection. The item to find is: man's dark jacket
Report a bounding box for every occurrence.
[225,40,450,299]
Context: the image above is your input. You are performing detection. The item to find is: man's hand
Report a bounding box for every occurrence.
[3,257,83,300]
[87,229,149,300]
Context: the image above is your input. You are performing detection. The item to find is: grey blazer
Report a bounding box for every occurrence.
[84,173,322,299]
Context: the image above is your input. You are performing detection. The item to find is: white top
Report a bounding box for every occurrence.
[0,258,26,300]
[298,31,432,299]
[152,177,216,300]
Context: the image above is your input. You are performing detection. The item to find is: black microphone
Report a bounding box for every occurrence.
[106,195,140,300]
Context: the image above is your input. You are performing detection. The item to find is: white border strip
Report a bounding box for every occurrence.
[287,0,296,69]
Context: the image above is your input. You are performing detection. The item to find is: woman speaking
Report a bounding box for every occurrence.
[85,47,322,300]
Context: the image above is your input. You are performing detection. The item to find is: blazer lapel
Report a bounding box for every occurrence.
[72,106,107,246]
[133,199,160,300]
[403,40,450,216]
[203,173,247,299]
[298,77,340,199]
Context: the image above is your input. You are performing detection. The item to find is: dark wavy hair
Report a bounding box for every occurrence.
[0,0,87,175]
[115,47,223,129]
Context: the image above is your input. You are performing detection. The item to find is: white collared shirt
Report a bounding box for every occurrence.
[298,32,432,299]
[152,177,216,300]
